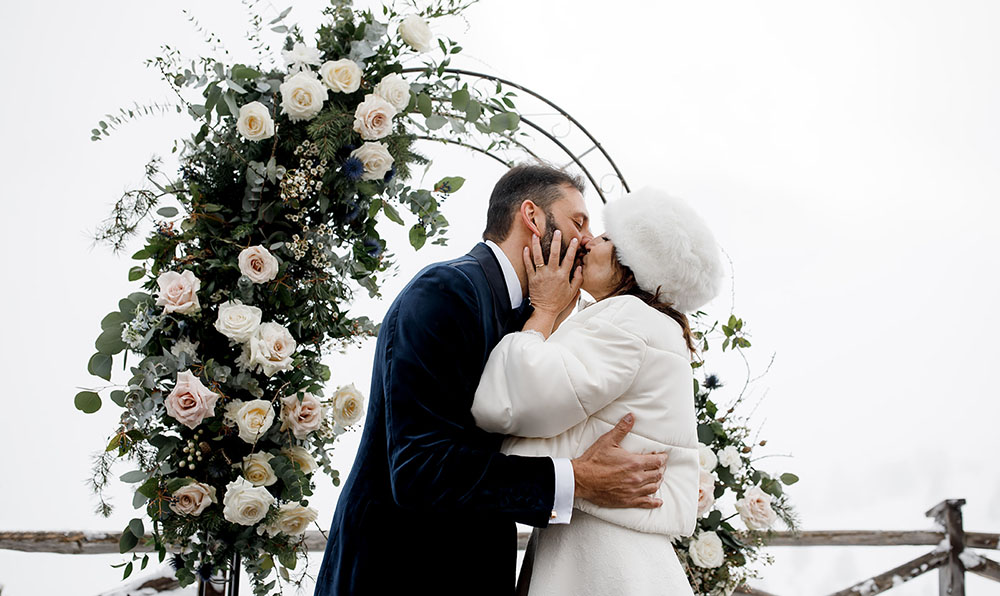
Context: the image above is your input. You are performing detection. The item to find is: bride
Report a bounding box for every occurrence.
[472,188,723,596]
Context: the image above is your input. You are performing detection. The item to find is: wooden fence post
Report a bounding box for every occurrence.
[926,499,966,596]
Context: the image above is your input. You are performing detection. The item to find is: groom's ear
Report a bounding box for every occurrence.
[519,200,544,237]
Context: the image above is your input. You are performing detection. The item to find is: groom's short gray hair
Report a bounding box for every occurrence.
[483,163,585,242]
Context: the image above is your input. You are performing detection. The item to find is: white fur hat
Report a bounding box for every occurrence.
[603,188,723,313]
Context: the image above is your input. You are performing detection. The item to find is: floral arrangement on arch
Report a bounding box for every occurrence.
[78,1,525,593]
[672,314,800,595]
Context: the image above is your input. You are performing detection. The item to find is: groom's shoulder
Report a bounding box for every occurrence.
[395,250,485,307]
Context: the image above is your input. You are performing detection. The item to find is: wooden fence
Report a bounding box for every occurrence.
[2,500,998,595]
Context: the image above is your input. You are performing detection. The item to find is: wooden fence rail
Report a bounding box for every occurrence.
[2,500,998,596]
[2,529,997,556]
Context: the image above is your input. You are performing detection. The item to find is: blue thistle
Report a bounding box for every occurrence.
[383,164,397,182]
[363,238,383,258]
[342,157,364,181]
[703,374,722,390]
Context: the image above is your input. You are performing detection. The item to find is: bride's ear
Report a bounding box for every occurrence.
[519,200,544,237]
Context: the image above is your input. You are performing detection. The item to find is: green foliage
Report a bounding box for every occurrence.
[83,1,524,593]
[675,311,797,595]
[75,391,102,414]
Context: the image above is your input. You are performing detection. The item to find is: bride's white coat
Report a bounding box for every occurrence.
[473,294,699,594]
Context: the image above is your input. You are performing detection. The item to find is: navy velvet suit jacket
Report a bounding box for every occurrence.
[314,243,556,596]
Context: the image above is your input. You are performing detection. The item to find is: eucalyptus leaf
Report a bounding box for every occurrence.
[110,390,127,407]
[434,177,465,194]
[119,528,139,553]
[465,100,482,122]
[96,329,127,355]
[417,93,432,118]
[696,424,714,445]
[451,88,470,111]
[489,112,520,132]
[128,518,144,539]
[425,115,447,130]
[382,202,404,225]
[222,92,239,118]
[88,353,113,381]
[278,550,297,570]
[120,470,147,483]
[409,225,427,250]
[780,472,800,485]
[101,312,127,330]
[156,206,179,218]
[74,391,102,414]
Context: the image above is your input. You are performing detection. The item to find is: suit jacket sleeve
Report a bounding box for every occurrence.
[472,297,647,438]
[383,264,555,526]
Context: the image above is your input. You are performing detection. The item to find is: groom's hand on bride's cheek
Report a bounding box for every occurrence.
[570,413,668,509]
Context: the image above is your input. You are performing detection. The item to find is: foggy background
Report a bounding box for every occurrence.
[1,0,998,593]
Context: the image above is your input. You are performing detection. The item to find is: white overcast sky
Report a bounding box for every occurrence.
[2,1,999,594]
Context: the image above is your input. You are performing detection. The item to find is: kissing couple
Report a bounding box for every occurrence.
[315,164,724,596]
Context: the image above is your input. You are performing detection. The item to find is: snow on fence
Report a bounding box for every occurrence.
[1,500,997,595]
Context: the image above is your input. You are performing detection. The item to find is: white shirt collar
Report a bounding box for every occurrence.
[484,240,523,309]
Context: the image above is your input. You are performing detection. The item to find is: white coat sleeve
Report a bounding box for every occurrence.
[472,299,648,438]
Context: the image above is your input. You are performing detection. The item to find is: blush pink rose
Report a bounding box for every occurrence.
[352,94,397,140]
[164,370,220,429]
[280,393,325,439]
[169,481,217,516]
[155,270,201,315]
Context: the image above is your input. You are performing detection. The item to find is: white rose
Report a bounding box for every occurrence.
[155,270,201,315]
[320,59,362,93]
[372,73,411,112]
[281,42,323,72]
[281,446,317,474]
[229,399,276,444]
[238,245,279,284]
[352,94,397,140]
[350,142,394,181]
[735,485,778,530]
[280,393,325,439]
[214,300,262,343]
[698,444,718,472]
[263,503,319,537]
[222,477,275,526]
[235,452,277,487]
[688,531,725,568]
[169,481,217,516]
[249,322,297,377]
[398,15,433,52]
[717,445,742,474]
[332,383,365,426]
[236,101,275,142]
[279,70,327,122]
[697,470,717,517]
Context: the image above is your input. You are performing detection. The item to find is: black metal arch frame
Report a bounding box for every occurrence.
[401,67,631,204]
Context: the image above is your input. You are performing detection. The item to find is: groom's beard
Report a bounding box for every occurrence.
[539,211,583,280]
[539,211,568,265]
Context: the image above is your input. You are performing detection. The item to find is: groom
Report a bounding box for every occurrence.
[314,164,668,596]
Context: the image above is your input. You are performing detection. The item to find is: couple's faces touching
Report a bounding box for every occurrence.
[524,184,617,300]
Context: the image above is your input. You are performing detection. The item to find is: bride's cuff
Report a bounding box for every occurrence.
[549,457,574,525]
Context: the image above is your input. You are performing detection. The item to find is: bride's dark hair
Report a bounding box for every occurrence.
[606,247,696,356]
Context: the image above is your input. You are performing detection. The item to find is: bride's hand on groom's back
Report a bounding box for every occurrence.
[570,413,668,509]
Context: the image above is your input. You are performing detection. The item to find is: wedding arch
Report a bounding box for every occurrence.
[401,67,632,203]
[62,2,796,595]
